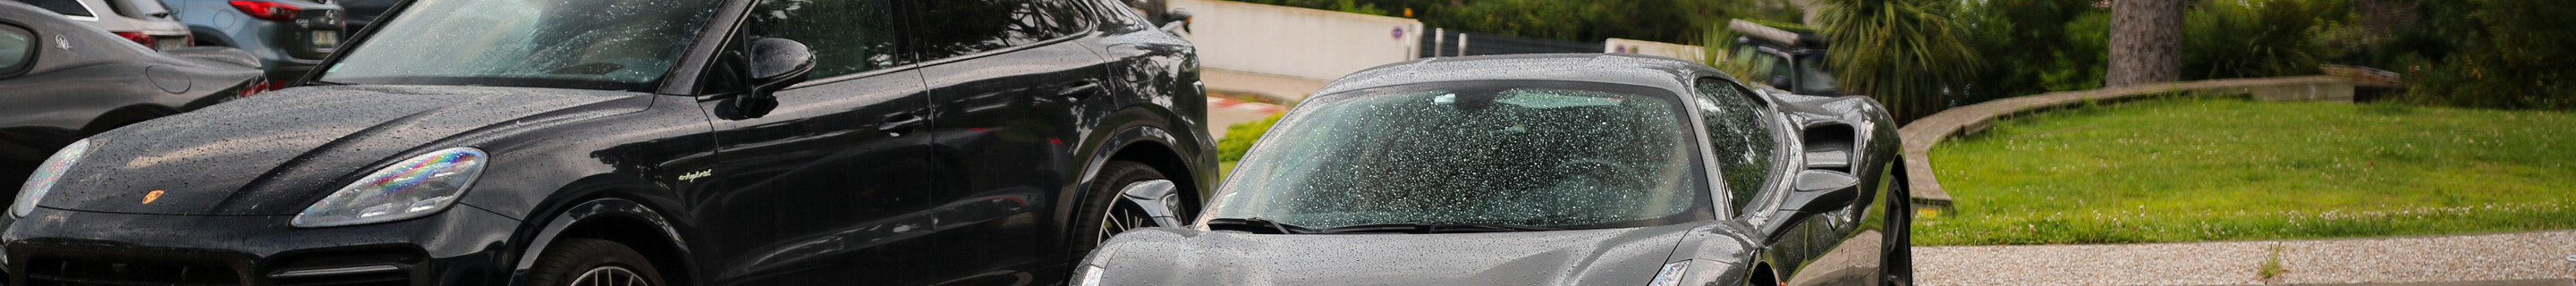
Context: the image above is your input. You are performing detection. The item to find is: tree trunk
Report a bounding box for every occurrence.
[2106,0,2182,88]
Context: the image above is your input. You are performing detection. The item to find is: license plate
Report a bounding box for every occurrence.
[157,38,186,50]
[311,31,339,48]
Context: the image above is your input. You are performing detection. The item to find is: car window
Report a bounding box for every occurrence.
[16,0,97,17]
[103,0,167,19]
[745,0,907,79]
[316,0,723,91]
[1090,0,1151,31]
[1208,81,1712,231]
[0,25,31,73]
[1692,78,1779,214]
[907,0,1015,59]
[1795,55,1838,94]
[1008,0,1088,43]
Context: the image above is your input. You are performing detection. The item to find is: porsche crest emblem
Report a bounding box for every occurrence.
[142,190,165,205]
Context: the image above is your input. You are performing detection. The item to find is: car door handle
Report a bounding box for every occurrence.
[879,114,923,137]
[1057,80,1104,100]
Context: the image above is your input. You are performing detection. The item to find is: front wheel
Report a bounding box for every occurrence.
[1070,161,1189,255]
[525,239,667,286]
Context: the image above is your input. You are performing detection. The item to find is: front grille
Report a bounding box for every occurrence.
[22,257,242,286]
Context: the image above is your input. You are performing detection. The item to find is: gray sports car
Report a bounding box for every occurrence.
[1076,54,1911,286]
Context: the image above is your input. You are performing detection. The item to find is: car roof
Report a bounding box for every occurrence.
[1313,53,1733,97]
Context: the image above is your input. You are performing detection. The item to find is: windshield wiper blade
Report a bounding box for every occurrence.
[1316,222,1563,234]
[1204,217,1313,234]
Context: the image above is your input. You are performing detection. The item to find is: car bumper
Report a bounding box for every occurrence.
[0,206,521,286]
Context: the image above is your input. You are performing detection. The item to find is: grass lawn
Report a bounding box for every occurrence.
[1919,97,2576,245]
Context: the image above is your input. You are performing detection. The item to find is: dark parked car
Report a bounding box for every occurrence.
[0,0,266,205]
[4,0,1208,285]
[162,0,344,85]
[1723,19,1837,97]
[333,0,386,32]
[1076,54,1911,286]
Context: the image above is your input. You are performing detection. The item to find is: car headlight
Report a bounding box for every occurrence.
[1073,265,1104,286]
[13,139,92,217]
[292,147,487,227]
[1645,260,1690,286]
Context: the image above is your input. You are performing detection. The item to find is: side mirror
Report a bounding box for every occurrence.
[1767,75,1792,89]
[1117,180,1188,227]
[748,38,816,84]
[1160,9,1193,33]
[1785,169,1861,214]
[1760,169,1861,242]
[732,38,814,118]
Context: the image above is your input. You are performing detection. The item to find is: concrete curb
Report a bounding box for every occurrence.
[1894,76,2357,212]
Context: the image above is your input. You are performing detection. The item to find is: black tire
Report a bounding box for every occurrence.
[525,239,668,286]
[1882,164,1915,286]
[1069,161,1184,257]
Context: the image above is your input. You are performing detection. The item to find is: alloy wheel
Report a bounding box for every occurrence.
[570,265,649,286]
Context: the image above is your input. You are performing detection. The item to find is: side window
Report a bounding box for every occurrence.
[104,0,169,20]
[909,0,1015,59]
[1692,78,1779,213]
[1091,0,1152,31]
[0,24,31,75]
[1013,0,1089,41]
[744,0,908,79]
[15,0,97,17]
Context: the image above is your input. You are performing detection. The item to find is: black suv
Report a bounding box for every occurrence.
[1,0,1210,285]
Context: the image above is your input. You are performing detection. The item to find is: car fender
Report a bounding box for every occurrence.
[1056,108,1194,227]
[507,197,694,284]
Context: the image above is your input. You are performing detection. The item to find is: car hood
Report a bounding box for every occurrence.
[38,85,654,215]
[1082,223,1700,286]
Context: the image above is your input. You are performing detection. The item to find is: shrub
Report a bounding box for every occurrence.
[1216,114,1285,164]
[2180,0,2326,80]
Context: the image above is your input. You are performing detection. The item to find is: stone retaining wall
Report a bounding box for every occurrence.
[1901,76,2356,211]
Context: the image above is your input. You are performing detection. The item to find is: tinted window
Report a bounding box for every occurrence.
[0,25,30,72]
[104,0,167,19]
[908,0,1014,59]
[16,0,96,17]
[746,0,906,78]
[1208,81,1711,230]
[1692,78,1777,213]
[1008,0,1088,43]
[317,0,722,90]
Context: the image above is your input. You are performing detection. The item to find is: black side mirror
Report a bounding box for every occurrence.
[748,38,816,84]
[1761,169,1862,242]
[1160,9,1193,33]
[732,38,814,118]
[1767,75,1792,89]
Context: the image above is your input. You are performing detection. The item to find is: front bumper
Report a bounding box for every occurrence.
[0,206,521,286]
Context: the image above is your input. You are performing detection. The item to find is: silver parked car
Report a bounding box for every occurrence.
[9,0,190,50]
[160,0,341,85]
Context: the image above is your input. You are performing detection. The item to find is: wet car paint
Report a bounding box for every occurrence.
[0,1,263,210]
[1080,54,1910,286]
[3,0,1208,285]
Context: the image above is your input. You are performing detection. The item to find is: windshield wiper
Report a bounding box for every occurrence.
[1315,222,1563,234]
[1204,217,1314,234]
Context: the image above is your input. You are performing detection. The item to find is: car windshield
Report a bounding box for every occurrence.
[1207,81,1714,231]
[315,0,719,91]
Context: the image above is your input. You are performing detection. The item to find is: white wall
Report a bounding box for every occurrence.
[1167,0,1422,81]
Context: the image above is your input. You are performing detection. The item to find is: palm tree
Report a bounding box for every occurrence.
[1815,0,1980,122]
